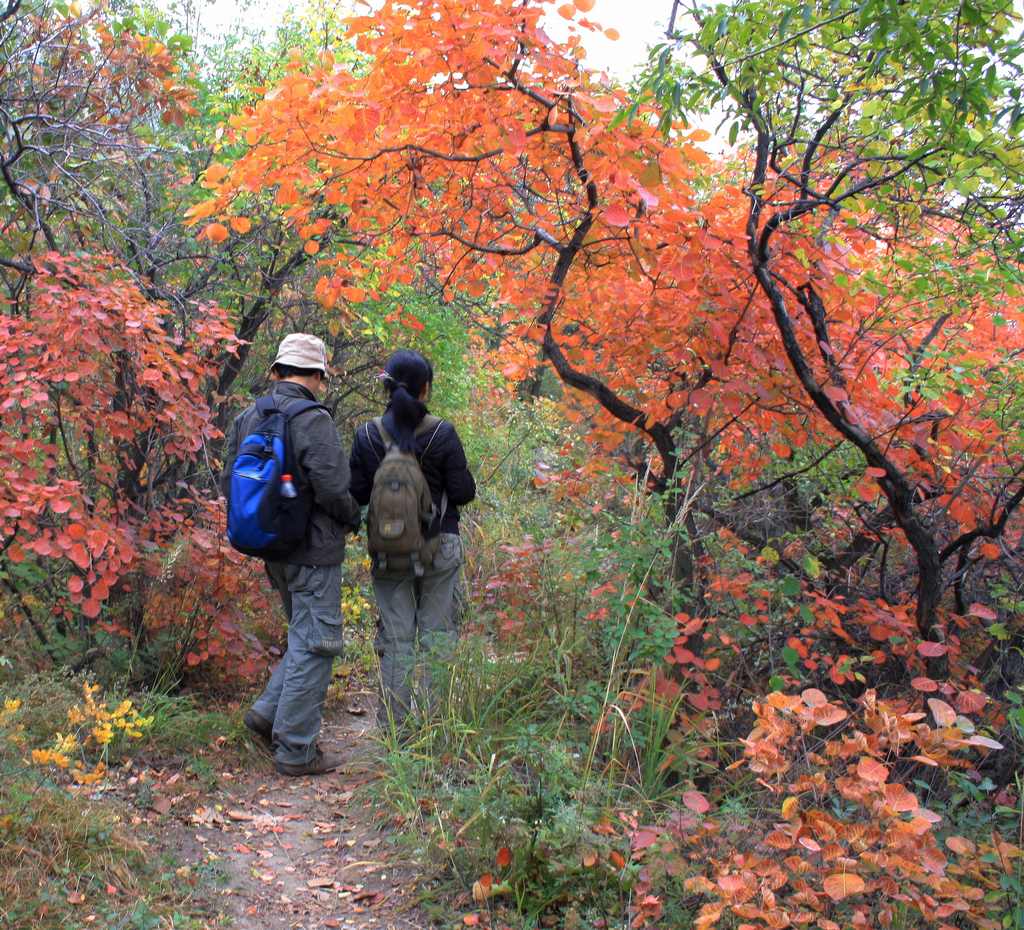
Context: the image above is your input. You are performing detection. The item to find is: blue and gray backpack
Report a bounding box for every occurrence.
[226,395,327,559]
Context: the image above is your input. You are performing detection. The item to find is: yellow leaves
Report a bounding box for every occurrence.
[32,748,71,769]
[91,723,114,745]
[822,872,865,901]
[26,682,152,784]
[72,762,107,785]
[781,796,800,820]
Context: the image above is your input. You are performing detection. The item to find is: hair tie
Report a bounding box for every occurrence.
[377,371,410,392]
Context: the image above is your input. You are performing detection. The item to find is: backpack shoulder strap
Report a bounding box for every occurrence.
[373,416,394,450]
[254,395,279,416]
[414,413,442,436]
[280,400,330,485]
[282,399,329,422]
[419,416,445,457]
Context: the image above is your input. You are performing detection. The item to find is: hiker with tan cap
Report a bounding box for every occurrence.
[221,334,360,776]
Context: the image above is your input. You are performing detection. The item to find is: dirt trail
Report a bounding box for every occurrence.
[159,692,426,930]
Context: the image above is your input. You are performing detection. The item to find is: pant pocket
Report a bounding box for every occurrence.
[433,533,463,571]
[309,618,344,657]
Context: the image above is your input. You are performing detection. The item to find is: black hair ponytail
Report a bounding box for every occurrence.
[379,349,434,452]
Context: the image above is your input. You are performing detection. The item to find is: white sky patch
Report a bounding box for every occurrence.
[188,0,674,79]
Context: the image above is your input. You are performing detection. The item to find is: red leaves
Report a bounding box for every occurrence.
[68,543,90,570]
[917,640,949,658]
[495,846,512,868]
[632,829,659,851]
[682,790,710,814]
[603,204,631,227]
[884,782,919,813]
[0,254,241,664]
[201,222,229,243]
[967,602,997,621]
[81,599,101,619]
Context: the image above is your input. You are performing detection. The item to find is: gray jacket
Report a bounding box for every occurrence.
[220,381,360,566]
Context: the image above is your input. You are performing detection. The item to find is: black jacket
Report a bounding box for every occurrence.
[220,382,361,565]
[349,413,475,537]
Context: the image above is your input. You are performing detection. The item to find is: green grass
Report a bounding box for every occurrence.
[0,767,213,930]
[372,633,709,928]
[0,669,253,929]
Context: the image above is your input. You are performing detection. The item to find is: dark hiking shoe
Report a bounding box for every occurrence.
[243,709,273,750]
[275,747,342,777]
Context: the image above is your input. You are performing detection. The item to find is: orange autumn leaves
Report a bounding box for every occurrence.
[635,687,1018,930]
[193,0,1024,524]
[190,0,732,437]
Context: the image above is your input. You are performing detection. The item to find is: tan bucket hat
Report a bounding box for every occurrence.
[271,333,329,375]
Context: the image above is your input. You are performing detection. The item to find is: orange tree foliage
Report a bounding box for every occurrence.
[0,254,265,677]
[193,0,753,484]
[643,0,1024,654]
[198,0,1024,675]
[628,688,1016,930]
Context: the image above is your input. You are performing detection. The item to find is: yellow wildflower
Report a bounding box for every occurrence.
[91,723,114,746]
[31,748,70,769]
[72,762,106,785]
[110,699,133,719]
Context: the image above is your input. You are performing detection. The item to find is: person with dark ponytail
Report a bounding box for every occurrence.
[349,349,476,728]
